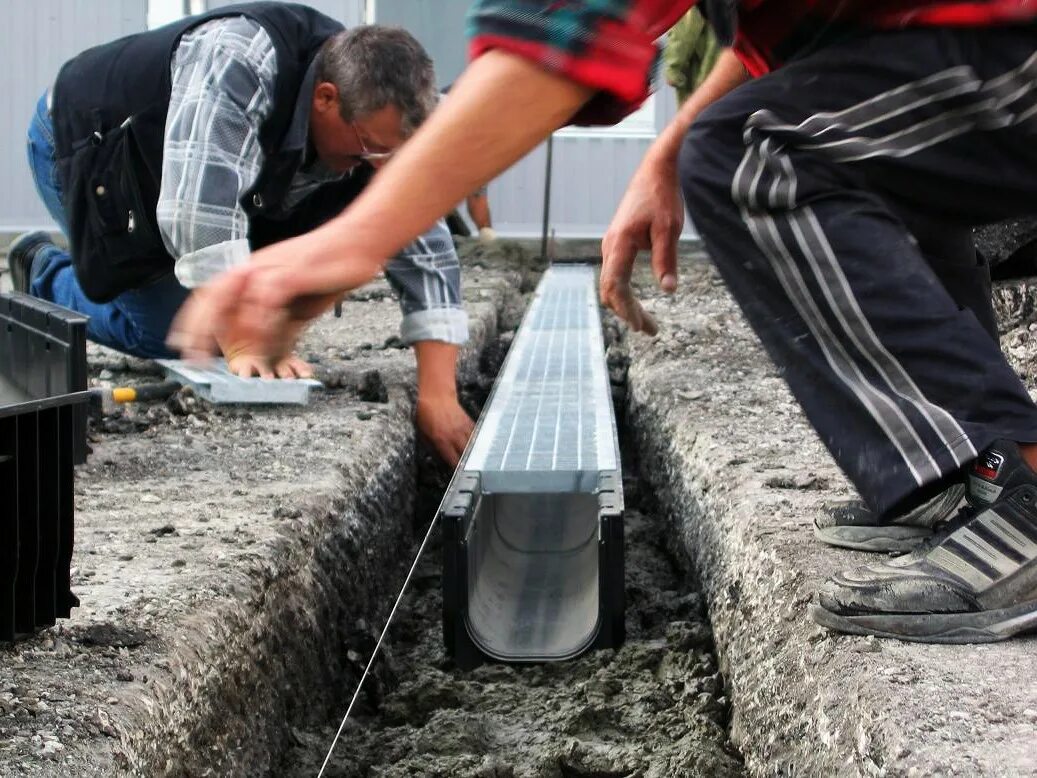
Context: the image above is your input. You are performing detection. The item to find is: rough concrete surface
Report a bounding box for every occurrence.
[0,240,536,776]
[975,218,1037,265]
[8,235,1037,777]
[624,252,1037,777]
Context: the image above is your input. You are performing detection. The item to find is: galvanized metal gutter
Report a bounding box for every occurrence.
[441,264,625,669]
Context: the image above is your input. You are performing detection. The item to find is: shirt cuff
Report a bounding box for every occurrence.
[173,239,251,288]
[401,308,469,346]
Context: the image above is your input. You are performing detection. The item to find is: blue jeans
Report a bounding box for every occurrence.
[26,93,187,359]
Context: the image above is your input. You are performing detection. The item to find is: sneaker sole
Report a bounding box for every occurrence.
[809,600,1037,644]
[7,230,51,294]
[812,524,934,553]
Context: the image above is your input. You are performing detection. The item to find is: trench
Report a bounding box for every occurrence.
[275,316,744,777]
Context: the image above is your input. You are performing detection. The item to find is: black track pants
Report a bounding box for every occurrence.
[680,24,1037,518]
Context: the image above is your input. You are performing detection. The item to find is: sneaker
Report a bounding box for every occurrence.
[810,440,1037,643]
[814,483,966,553]
[6,231,53,294]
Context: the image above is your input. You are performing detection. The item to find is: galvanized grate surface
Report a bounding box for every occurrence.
[466,265,617,486]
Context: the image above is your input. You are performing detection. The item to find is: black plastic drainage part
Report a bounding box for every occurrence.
[0,292,90,641]
[0,292,89,464]
[441,472,626,671]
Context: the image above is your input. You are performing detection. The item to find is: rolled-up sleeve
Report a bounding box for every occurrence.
[466,0,694,125]
[159,18,276,288]
[384,218,469,346]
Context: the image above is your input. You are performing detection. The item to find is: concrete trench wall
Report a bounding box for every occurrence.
[124,248,1037,777]
[15,241,1036,776]
[111,251,533,776]
[623,253,1037,777]
[119,424,417,775]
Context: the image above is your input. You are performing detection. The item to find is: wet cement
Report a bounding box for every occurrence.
[279,461,744,777]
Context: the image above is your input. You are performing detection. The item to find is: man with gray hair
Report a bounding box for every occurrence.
[9,2,474,464]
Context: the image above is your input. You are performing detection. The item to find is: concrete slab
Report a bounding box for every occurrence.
[0,241,536,776]
[623,253,1037,776]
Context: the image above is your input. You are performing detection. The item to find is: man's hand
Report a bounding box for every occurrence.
[600,154,684,336]
[416,393,474,467]
[167,229,378,362]
[217,315,315,379]
[412,339,470,467]
[599,50,748,338]
[226,352,314,379]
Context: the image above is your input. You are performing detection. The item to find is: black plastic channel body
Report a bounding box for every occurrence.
[0,292,89,464]
[0,392,90,642]
[440,264,626,670]
[442,470,625,671]
[1,292,90,642]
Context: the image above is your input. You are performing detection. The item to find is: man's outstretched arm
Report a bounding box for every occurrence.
[413,340,472,467]
[168,50,594,361]
[386,218,472,465]
[168,1,693,359]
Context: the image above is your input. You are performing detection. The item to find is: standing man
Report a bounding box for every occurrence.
[7,2,473,464]
[171,3,1037,643]
[443,186,495,243]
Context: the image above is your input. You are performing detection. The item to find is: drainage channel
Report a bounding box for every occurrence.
[277,310,744,777]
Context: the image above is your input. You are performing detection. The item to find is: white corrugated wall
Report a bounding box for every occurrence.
[0,0,148,231]
[489,88,686,238]
[373,0,692,239]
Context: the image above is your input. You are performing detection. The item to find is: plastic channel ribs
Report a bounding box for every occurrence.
[0,292,90,642]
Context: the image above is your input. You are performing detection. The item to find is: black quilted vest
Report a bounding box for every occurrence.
[51,2,364,301]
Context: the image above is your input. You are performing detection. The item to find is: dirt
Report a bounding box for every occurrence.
[279,497,741,777]
[277,308,743,778]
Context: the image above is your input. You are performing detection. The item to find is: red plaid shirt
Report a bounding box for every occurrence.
[468,1,1037,124]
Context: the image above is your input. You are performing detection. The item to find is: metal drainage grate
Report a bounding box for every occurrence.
[441,264,624,669]
[466,264,617,492]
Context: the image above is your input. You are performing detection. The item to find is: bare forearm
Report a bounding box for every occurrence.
[411,340,475,465]
[413,340,461,400]
[649,49,749,167]
[284,51,593,294]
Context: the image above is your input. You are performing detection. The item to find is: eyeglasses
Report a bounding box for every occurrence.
[351,121,394,162]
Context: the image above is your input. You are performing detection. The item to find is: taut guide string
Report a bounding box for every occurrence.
[316,510,442,777]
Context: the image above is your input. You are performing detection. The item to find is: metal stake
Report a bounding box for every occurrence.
[539,134,554,261]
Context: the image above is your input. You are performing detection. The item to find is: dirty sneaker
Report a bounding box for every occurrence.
[6,231,53,294]
[814,483,966,552]
[810,440,1037,643]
